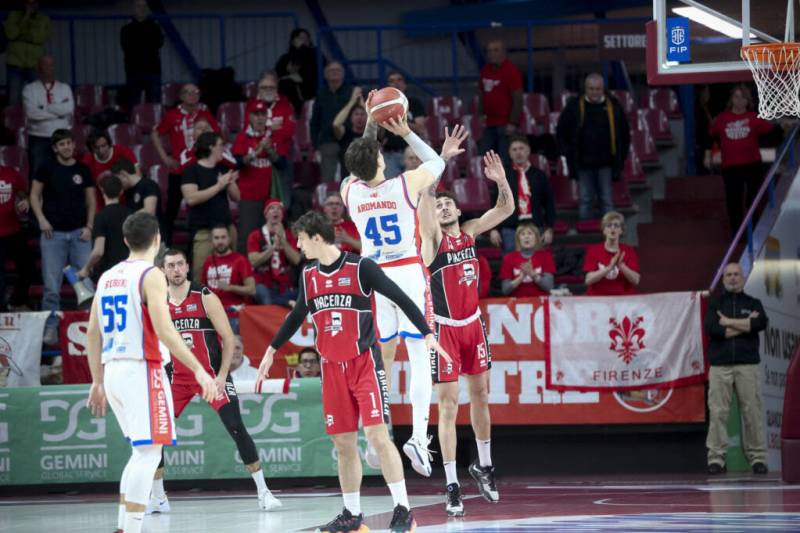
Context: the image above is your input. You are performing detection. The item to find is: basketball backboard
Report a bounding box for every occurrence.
[649,0,793,85]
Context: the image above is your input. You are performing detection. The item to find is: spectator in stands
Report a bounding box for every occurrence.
[181,131,240,281]
[310,61,353,182]
[295,347,321,378]
[477,39,523,162]
[489,135,556,253]
[201,224,255,331]
[275,28,319,115]
[704,262,769,475]
[112,158,161,219]
[403,145,422,172]
[556,73,630,221]
[247,199,301,306]
[322,191,361,254]
[4,0,50,106]
[500,222,555,297]
[583,211,639,295]
[0,165,33,311]
[154,83,221,242]
[230,334,258,382]
[77,175,133,283]
[119,0,164,109]
[709,85,775,235]
[81,129,138,211]
[232,100,287,254]
[333,87,368,174]
[243,71,296,158]
[382,71,427,177]
[22,55,74,182]
[30,129,95,344]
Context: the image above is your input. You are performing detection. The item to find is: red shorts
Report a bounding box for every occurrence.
[321,345,389,435]
[171,376,235,418]
[432,316,491,383]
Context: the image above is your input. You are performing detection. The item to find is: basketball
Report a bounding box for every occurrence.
[368,87,408,124]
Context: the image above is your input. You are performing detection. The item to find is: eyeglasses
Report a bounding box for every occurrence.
[259,85,277,90]
[183,89,200,96]
[605,222,622,229]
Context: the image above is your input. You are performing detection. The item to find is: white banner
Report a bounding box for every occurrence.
[0,312,49,387]
[546,292,706,391]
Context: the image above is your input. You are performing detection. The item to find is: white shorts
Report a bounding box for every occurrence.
[105,359,176,447]
[375,260,432,342]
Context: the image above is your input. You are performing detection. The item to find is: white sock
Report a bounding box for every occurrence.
[251,469,268,493]
[476,439,492,467]
[387,480,410,509]
[117,503,126,529]
[343,491,361,515]
[405,337,432,442]
[444,461,459,486]
[123,511,145,533]
[152,477,166,499]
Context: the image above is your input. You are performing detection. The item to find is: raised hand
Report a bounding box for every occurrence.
[381,115,411,137]
[483,150,506,183]
[440,125,469,161]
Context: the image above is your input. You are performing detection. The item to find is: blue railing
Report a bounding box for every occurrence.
[709,124,800,290]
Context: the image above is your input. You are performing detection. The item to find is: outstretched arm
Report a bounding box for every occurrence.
[462,151,515,237]
[382,116,445,200]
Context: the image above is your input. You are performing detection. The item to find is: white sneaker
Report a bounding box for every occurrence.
[42,327,58,346]
[365,442,381,469]
[403,436,433,477]
[145,494,170,514]
[259,489,282,511]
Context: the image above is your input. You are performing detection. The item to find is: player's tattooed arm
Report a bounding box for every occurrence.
[462,150,515,238]
[362,89,378,139]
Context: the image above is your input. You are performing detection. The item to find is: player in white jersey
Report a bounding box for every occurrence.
[86,212,216,533]
[341,106,466,476]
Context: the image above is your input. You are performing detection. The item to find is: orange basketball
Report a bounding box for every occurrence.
[368,87,408,124]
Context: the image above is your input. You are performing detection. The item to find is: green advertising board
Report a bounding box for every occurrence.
[0,380,378,486]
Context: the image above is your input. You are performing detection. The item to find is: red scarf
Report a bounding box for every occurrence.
[513,163,533,220]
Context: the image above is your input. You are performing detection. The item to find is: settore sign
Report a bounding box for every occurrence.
[666,17,691,62]
[598,23,647,62]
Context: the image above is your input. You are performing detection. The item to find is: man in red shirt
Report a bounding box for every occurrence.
[583,211,640,295]
[477,40,523,163]
[0,166,34,311]
[247,199,301,306]
[322,191,361,253]
[201,225,256,332]
[232,101,285,254]
[152,83,220,169]
[81,129,137,210]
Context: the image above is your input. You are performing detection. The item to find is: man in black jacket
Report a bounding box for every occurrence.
[556,73,630,220]
[489,135,556,253]
[309,62,353,182]
[120,0,164,108]
[704,262,769,475]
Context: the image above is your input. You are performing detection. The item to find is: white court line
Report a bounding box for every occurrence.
[253,438,302,443]
[39,444,106,451]
[593,497,800,507]
[526,483,800,491]
[38,390,87,396]
[0,492,342,505]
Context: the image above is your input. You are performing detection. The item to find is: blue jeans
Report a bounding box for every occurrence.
[501,227,517,254]
[383,150,405,178]
[40,230,91,329]
[479,125,512,165]
[255,284,298,307]
[577,167,614,220]
[6,65,37,107]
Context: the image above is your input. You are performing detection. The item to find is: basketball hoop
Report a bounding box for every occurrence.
[741,43,800,119]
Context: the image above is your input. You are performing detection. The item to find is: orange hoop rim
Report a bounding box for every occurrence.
[741,42,800,70]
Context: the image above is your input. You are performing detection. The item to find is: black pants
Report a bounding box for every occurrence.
[164,172,183,245]
[721,162,765,235]
[0,229,34,310]
[123,74,161,109]
[28,135,52,183]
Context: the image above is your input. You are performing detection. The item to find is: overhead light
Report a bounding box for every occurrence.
[672,6,757,39]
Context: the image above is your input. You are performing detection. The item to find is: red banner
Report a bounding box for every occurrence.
[239,300,706,426]
[60,311,92,384]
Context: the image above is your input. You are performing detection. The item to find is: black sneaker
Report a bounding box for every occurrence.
[707,463,727,475]
[445,483,464,517]
[316,507,367,533]
[752,462,769,474]
[468,461,499,502]
[388,504,416,532]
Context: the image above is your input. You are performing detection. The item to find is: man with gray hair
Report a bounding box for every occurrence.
[556,72,630,220]
[704,262,769,475]
[476,39,523,162]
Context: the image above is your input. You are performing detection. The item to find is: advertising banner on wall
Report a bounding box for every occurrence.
[0,311,49,386]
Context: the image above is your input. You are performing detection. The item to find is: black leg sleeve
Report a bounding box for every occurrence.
[217,381,260,466]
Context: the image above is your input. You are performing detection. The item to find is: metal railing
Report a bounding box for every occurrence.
[709,124,800,291]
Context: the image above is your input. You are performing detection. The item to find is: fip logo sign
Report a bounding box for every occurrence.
[667,17,691,62]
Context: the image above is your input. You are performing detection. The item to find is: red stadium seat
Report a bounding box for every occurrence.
[468,156,483,180]
[637,108,672,142]
[452,177,491,212]
[613,180,633,207]
[72,124,93,155]
[148,164,170,213]
[428,96,464,123]
[517,108,541,136]
[74,84,109,115]
[293,160,321,190]
[622,150,645,184]
[529,154,551,177]
[291,138,303,162]
[470,94,480,115]
[642,88,682,119]
[295,117,312,152]
[107,123,140,146]
[161,83,183,107]
[312,182,340,210]
[14,128,27,149]
[217,102,246,137]
[555,90,576,112]
[424,115,445,146]
[576,219,601,233]
[242,81,258,100]
[633,129,659,163]
[548,111,560,135]
[466,114,484,144]
[132,142,163,170]
[0,145,29,184]
[552,220,570,234]
[610,90,637,115]
[439,159,460,191]
[523,93,550,118]
[2,106,25,132]
[551,157,578,209]
[301,99,315,122]
[131,103,164,135]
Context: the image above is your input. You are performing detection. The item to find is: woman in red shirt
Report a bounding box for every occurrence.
[709,85,774,234]
[499,222,555,297]
[583,211,640,296]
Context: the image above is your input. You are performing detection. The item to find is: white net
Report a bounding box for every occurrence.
[741,44,800,119]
